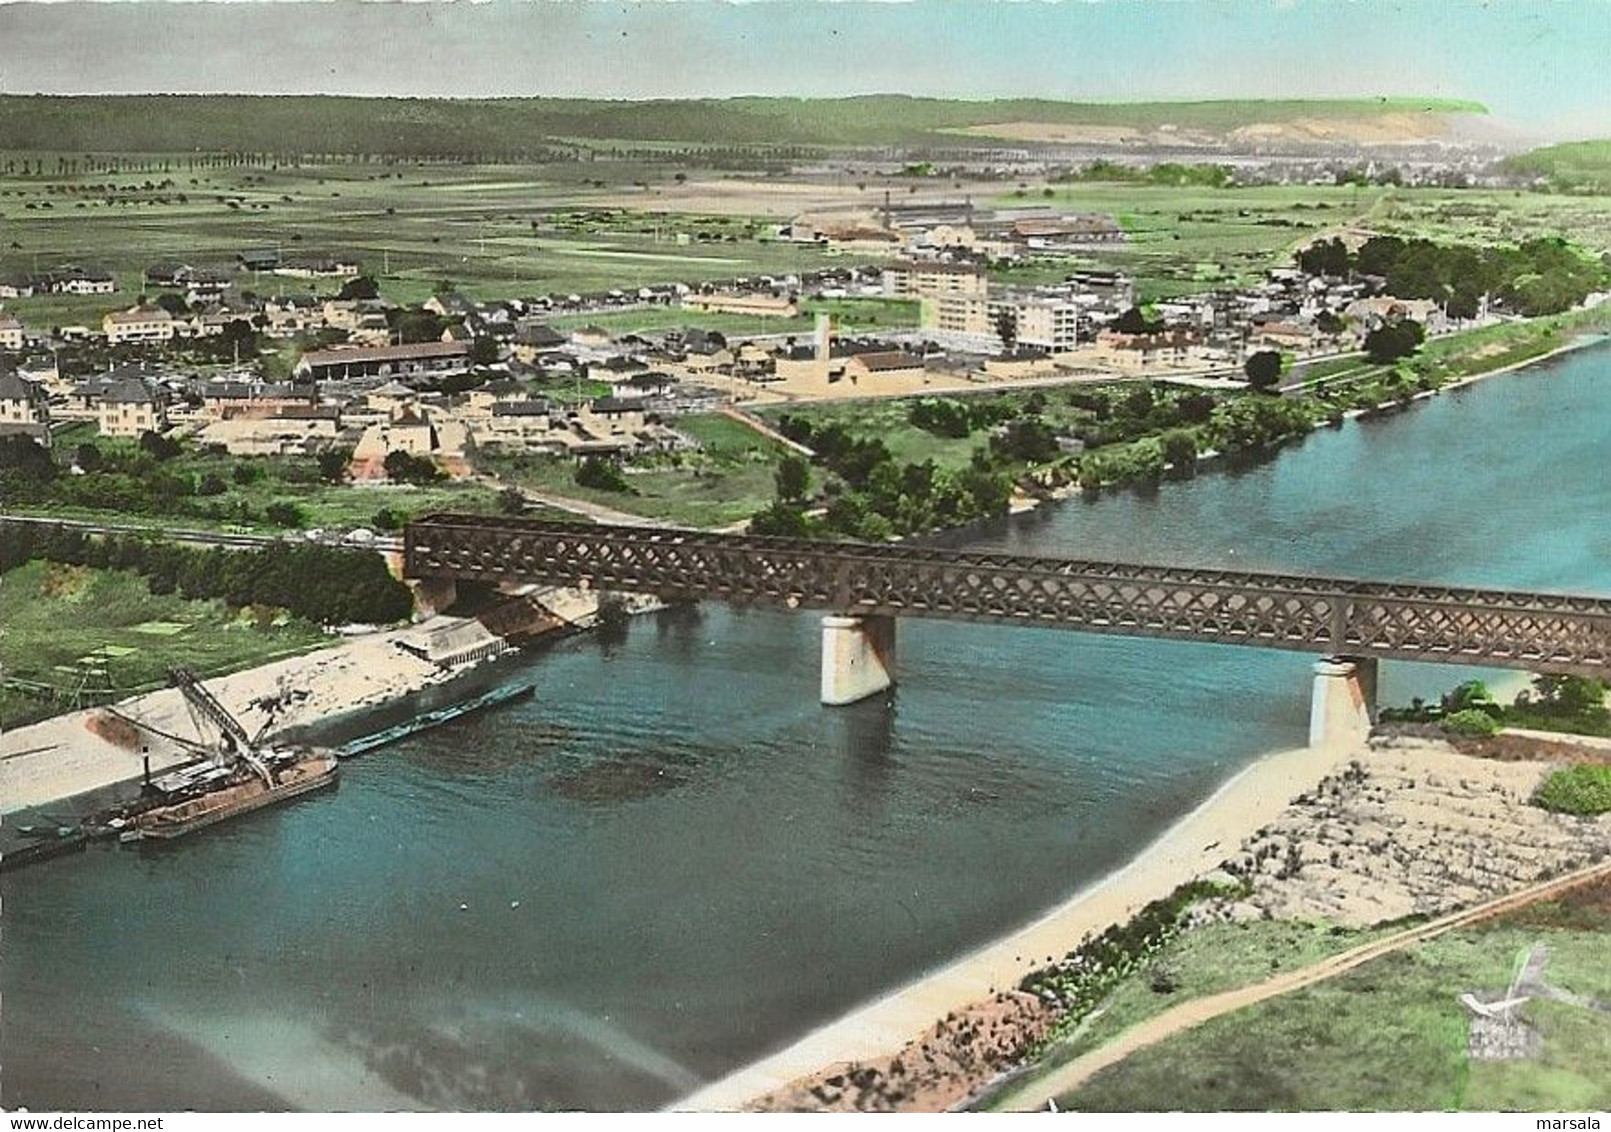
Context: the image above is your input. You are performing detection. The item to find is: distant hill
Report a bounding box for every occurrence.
[1503,140,1611,190]
[0,94,1488,157]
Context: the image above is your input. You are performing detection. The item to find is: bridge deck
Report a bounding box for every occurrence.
[404,515,1611,677]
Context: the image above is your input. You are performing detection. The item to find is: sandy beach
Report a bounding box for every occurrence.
[680,708,1611,1112]
[673,738,1358,1111]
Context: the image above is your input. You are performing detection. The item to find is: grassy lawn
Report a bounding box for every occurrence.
[0,559,331,728]
[1060,905,1611,1112]
[18,433,507,533]
[479,410,791,528]
[757,397,986,471]
[549,307,815,337]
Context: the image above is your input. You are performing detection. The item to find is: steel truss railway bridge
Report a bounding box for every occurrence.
[404,515,1611,747]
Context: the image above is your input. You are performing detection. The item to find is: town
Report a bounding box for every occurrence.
[4,181,1601,546]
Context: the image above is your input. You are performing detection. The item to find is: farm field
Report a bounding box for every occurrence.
[0,160,852,316]
[993,183,1611,301]
[7,157,1611,320]
[0,558,330,728]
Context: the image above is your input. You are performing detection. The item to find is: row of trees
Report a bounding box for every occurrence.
[1298,234,1607,318]
[0,521,414,626]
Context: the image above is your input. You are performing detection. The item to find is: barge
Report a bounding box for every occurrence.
[339,681,535,758]
[134,748,339,840]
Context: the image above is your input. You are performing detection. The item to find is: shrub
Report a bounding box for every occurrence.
[575,456,631,494]
[1441,708,1500,737]
[1533,764,1611,816]
[263,500,307,529]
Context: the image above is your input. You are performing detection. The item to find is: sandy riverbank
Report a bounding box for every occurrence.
[673,738,1359,1111]
[0,587,602,815]
[684,681,1611,1114]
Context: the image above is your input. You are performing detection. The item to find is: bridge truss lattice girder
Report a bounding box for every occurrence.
[404,516,1611,678]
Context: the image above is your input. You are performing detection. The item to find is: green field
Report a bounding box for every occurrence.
[545,297,918,340]
[0,558,330,728]
[0,160,848,314]
[17,426,506,533]
[476,411,792,528]
[8,153,1611,321]
[1503,139,1611,192]
[1053,890,1611,1112]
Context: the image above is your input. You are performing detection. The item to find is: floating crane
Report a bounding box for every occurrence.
[166,667,274,787]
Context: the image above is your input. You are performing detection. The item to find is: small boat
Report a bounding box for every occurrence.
[134,749,339,840]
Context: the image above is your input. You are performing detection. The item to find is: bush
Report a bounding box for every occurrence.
[575,456,631,494]
[1441,708,1500,737]
[1532,764,1611,816]
[263,500,307,529]
[383,450,444,485]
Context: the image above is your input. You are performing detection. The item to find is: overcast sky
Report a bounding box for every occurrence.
[1,1,1609,137]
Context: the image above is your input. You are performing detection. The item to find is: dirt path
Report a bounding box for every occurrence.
[993,858,1611,1112]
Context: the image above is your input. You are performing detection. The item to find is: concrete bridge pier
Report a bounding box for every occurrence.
[821,614,897,706]
[1309,656,1378,749]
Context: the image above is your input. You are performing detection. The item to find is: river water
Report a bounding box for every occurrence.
[4,347,1609,1111]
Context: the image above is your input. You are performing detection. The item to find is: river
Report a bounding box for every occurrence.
[3,346,1609,1111]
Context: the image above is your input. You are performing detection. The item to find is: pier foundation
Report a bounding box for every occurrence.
[1309,656,1378,749]
[409,577,458,621]
[820,614,897,706]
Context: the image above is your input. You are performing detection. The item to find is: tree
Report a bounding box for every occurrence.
[575,456,630,494]
[1243,350,1284,392]
[338,275,380,301]
[153,291,190,318]
[497,487,526,515]
[1160,429,1199,471]
[383,450,444,485]
[1112,306,1164,335]
[316,448,350,484]
[263,500,307,528]
[774,454,810,503]
[74,441,103,472]
[469,337,500,367]
[1297,237,1350,278]
[1363,320,1424,365]
[749,501,812,537]
[995,308,1019,356]
[139,430,182,460]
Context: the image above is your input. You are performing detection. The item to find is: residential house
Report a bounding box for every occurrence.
[198,380,314,421]
[0,366,50,446]
[277,256,361,280]
[103,306,176,345]
[0,314,24,351]
[881,260,988,301]
[0,274,36,299]
[295,341,471,383]
[511,321,567,365]
[237,248,281,272]
[53,266,116,295]
[96,378,167,438]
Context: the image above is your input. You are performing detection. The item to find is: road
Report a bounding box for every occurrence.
[989,858,1611,1111]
